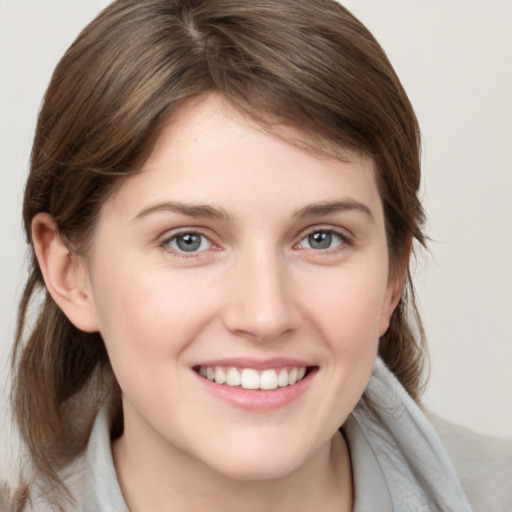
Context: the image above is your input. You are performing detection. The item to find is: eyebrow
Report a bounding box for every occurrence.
[294,199,375,222]
[133,198,374,223]
[133,201,230,222]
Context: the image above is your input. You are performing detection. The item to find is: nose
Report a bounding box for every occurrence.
[222,247,300,342]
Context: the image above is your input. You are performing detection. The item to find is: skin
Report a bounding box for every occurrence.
[33,94,403,511]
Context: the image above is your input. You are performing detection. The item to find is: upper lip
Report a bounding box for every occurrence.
[193,357,315,370]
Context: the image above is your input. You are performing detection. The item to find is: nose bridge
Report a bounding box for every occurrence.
[223,242,298,341]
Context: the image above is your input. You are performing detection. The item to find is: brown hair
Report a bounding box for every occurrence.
[11,0,426,502]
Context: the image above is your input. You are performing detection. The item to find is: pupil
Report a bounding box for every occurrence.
[177,234,201,252]
[309,232,331,249]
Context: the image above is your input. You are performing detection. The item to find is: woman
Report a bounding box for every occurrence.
[2,0,510,511]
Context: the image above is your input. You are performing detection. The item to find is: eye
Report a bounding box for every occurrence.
[165,232,212,253]
[298,230,344,250]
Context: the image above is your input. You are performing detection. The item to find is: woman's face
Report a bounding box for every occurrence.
[83,94,400,480]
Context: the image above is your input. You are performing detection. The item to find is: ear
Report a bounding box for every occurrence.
[378,238,412,336]
[32,213,99,332]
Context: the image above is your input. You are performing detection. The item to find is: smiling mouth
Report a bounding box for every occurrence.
[194,365,314,390]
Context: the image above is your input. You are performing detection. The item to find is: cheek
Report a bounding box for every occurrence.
[293,268,388,435]
[304,267,390,350]
[90,261,219,375]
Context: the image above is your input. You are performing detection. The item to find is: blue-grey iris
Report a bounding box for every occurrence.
[176,233,202,252]
[308,232,332,250]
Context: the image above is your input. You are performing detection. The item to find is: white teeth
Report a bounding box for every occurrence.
[288,367,298,385]
[214,367,226,384]
[199,365,308,390]
[277,368,289,387]
[226,367,241,387]
[241,369,260,390]
[260,369,278,390]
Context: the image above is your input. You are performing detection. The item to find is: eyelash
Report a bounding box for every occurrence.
[160,229,215,258]
[160,226,352,258]
[295,227,352,254]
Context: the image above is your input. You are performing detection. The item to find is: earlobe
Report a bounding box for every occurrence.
[32,213,99,333]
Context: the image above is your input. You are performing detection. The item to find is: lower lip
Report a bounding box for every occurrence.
[194,369,316,411]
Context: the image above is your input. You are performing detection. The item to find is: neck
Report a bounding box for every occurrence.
[112,422,353,512]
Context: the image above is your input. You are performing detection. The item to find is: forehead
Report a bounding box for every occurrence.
[101,94,382,222]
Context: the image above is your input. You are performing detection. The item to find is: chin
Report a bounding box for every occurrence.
[196,437,316,482]
[210,457,303,482]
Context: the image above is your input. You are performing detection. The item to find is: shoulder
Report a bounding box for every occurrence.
[427,410,512,512]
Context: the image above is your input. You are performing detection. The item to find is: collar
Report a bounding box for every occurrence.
[348,357,473,512]
[83,407,129,512]
[342,415,394,512]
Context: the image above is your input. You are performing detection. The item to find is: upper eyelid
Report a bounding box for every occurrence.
[160,227,215,243]
[296,224,352,241]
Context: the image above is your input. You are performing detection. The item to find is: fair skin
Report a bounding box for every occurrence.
[33,95,403,512]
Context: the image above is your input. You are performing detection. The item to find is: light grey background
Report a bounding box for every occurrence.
[1,0,511,466]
